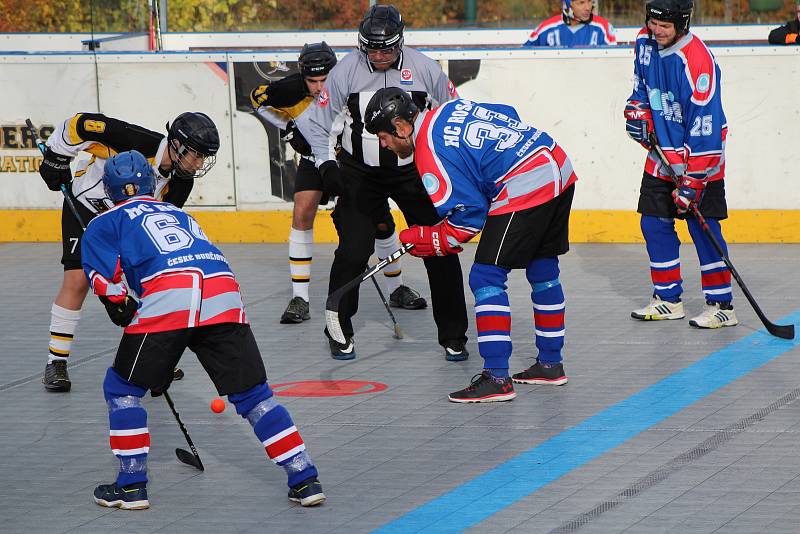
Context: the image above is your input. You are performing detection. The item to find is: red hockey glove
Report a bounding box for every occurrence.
[399,224,463,258]
[672,176,706,214]
[624,101,654,149]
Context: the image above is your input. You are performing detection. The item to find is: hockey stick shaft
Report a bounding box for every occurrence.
[163,391,205,471]
[648,134,794,339]
[26,119,87,231]
[325,243,413,343]
[370,276,403,339]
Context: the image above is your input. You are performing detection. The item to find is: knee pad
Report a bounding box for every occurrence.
[525,257,559,285]
[374,216,396,240]
[228,382,275,420]
[103,367,147,404]
[469,263,509,298]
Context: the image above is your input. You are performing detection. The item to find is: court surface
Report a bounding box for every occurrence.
[1,242,798,533]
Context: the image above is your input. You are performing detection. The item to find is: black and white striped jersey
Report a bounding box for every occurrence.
[295,47,457,169]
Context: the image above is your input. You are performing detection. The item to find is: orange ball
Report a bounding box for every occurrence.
[210,398,225,413]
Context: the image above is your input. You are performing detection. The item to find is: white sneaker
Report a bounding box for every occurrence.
[631,295,685,321]
[689,302,738,329]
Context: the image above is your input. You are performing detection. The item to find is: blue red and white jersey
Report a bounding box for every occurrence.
[81,197,247,334]
[524,15,616,47]
[413,99,577,243]
[629,29,727,182]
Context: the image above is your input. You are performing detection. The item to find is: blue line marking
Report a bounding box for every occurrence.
[376,312,800,533]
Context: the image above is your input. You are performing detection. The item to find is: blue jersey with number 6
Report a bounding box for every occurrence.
[81,196,246,334]
[629,28,727,183]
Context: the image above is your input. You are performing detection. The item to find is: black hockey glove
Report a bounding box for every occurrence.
[99,295,138,327]
[281,121,312,157]
[249,84,269,109]
[319,160,343,196]
[39,147,72,191]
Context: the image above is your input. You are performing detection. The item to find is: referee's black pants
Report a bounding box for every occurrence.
[329,153,468,347]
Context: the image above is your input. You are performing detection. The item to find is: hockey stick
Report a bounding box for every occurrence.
[163,391,205,471]
[370,276,404,340]
[26,119,87,231]
[325,243,414,344]
[648,133,794,340]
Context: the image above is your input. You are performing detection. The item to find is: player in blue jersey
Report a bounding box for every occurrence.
[82,151,325,510]
[365,88,577,403]
[524,0,616,47]
[624,0,737,329]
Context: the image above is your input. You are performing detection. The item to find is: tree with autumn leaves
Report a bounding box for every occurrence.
[0,0,795,33]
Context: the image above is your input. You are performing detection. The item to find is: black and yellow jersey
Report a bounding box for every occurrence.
[253,73,314,130]
[46,113,192,213]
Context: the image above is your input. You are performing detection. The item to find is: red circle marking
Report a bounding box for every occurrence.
[271,380,388,397]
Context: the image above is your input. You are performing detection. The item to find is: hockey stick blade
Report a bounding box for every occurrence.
[648,134,794,340]
[325,244,413,344]
[175,447,204,471]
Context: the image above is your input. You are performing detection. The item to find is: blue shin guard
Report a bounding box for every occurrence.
[469,263,512,373]
[526,257,565,364]
[229,383,317,487]
[103,367,149,487]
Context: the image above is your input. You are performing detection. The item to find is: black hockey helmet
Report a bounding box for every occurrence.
[358,4,404,53]
[298,41,337,78]
[166,112,219,179]
[646,0,693,33]
[365,87,418,136]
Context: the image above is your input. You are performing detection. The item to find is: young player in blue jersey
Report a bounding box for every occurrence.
[524,0,616,47]
[81,151,325,510]
[365,88,577,403]
[624,0,737,329]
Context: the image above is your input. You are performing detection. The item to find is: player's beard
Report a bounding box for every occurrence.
[394,136,413,159]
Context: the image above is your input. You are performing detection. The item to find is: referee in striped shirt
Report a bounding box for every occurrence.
[296,4,469,361]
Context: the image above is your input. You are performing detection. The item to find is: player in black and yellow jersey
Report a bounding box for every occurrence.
[250,42,426,326]
[38,111,219,392]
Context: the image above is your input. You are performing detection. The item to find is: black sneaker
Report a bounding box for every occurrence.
[444,339,469,362]
[43,360,71,392]
[448,371,516,403]
[93,482,149,510]
[512,360,569,386]
[280,296,310,324]
[288,477,326,507]
[329,337,356,360]
[389,285,427,310]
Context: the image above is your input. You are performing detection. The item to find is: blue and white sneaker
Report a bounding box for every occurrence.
[93,482,149,510]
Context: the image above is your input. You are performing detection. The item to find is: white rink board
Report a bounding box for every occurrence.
[0,46,798,210]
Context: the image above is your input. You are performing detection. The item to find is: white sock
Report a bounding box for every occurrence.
[374,232,402,294]
[289,227,313,301]
[48,303,81,363]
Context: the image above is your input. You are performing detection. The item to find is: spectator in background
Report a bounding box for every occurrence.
[524,0,616,47]
[768,2,800,44]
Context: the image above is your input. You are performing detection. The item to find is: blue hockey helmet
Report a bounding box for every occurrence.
[103,150,155,204]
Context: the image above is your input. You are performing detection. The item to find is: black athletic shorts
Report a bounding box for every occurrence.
[475,184,575,269]
[294,156,324,194]
[60,198,97,271]
[112,322,267,396]
[295,157,395,229]
[637,172,728,220]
